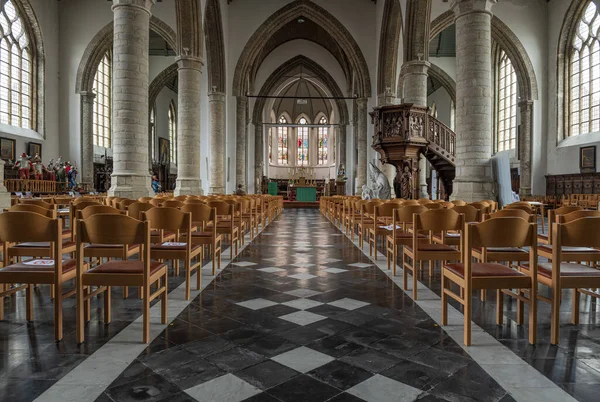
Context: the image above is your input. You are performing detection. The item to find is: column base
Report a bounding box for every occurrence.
[209,186,225,195]
[450,180,495,203]
[175,178,203,196]
[519,187,531,197]
[419,184,429,199]
[0,188,10,210]
[108,174,152,199]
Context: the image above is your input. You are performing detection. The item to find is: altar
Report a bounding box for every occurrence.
[290,184,317,202]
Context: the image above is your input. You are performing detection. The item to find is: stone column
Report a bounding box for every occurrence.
[80,91,96,189]
[338,125,347,168]
[236,96,247,189]
[209,91,226,194]
[356,97,368,192]
[418,156,428,198]
[519,100,533,197]
[108,0,155,198]
[402,60,431,107]
[174,55,203,196]
[0,160,10,210]
[451,0,496,202]
[254,121,264,194]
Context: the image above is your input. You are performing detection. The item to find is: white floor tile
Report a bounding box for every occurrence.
[257,267,286,273]
[236,298,279,310]
[279,310,327,326]
[271,346,335,373]
[323,268,348,274]
[184,374,261,402]
[282,299,324,310]
[285,288,322,298]
[231,261,257,267]
[328,298,370,311]
[347,374,421,402]
[289,273,318,280]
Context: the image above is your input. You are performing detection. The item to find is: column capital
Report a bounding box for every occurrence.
[79,91,96,103]
[356,97,368,107]
[176,55,204,71]
[112,0,155,14]
[518,99,534,109]
[451,0,496,17]
[401,60,431,76]
[208,91,226,102]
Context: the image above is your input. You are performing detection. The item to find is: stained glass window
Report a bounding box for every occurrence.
[0,0,33,129]
[569,1,600,136]
[317,116,328,165]
[93,51,111,147]
[277,115,288,164]
[169,100,177,163]
[297,117,309,166]
[496,50,517,152]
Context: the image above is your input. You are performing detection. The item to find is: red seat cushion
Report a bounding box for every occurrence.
[0,259,78,274]
[472,247,527,254]
[85,244,139,251]
[405,244,458,253]
[13,240,76,249]
[520,262,600,278]
[444,263,526,278]
[151,242,202,252]
[538,245,600,254]
[86,261,166,275]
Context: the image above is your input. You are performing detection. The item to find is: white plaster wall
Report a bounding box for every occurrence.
[428,87,452,127]
[0,0,60,164]
[429,57,456,80]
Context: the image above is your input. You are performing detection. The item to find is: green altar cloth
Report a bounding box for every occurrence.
[268,182,278,196]
[296,187,317,202]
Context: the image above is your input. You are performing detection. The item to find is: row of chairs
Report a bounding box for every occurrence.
[0,194,283,344]
[322,196,600,346]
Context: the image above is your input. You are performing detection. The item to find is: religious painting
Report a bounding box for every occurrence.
[159,137,170,165]
[580,145,596,173]
[0,137,15,161]
[28,142,42,158]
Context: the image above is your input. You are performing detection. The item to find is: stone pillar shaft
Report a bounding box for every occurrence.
[108,0,155,198]
[80,91,96,189]
[338,125,346,168]
[236,96,247,189]
[402,60,431,107]
[356,98,368,192]
[254,122,263,194]
[418,156,428,198]
[451,0,496,202]
[175,56,203,196]
[209,91,226,194]
[519,100,533,197]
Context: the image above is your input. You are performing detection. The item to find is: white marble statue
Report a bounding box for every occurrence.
[368,162,392,200]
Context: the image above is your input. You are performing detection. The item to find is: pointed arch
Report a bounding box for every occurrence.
[232,0,371,97]
[377,0,403,100]
[205,0,225,92]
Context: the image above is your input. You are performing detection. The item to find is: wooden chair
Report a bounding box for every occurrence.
[386,205,428,275]
[9,204,57,218]
[538,206,583,245]
[138,197,154,203]
[76,214,168,343]
[149,199,163,207]
[442,217,538,346]
[207,201,240,259]
[469,202,492,215]
[449,205,480,223]
[368,203,400,260]
[118,199,137,211]
[127,202,154,220]
[424,203,443,210]
[481,199,498,213]
[181,204,223,275]
[432,205,479,250]
[537,210,600,260]
[505,204,534,214]
[403,209,463,299]
[110,198,124,209]
[417,198,432,205]
[161,200,184,209]
[19,199,56,210]
[345,199,365,240]
[224,199,247,244]
[184,198,206,205]
[143,208,202,300]
[451,200,467,207]
[522,216,600,344]
[0,212,84,341]
[358,200,383,249]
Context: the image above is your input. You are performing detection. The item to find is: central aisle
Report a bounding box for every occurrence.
[97,209,512,402]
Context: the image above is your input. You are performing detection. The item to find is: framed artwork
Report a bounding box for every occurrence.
[28,142,42,158]
[159,137,170,165]
[0,137,15,161]
[580,145,596,173]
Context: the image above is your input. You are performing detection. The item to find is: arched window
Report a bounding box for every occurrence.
[277,115,288,164]
[569,1,600,136]
[168,100,177,163]
[496,50,518,152]
[297,117,309,166]
[150,104,156,162]
[317,116,328,165]
[0,0,34,130]
[93,51,111,147]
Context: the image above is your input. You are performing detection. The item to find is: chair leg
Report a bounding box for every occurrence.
[123,286,129,299]
[529,283,538,345]
[551,285,561,345]
[185,259,191,301]
[104,286,111,324]
[161,275,168,325]
[143,284,150,343]
[26,284,33,321]
[464,287,472,346]
[413,262,419,300]
[0,284,4,321]
[54,282,63,341]
[441,276,448,326]
[516,289,524,325]
[571,288,580,325]
[480,289,486,301]
[197,257,202,290]
[76,280,85,344]
[496,289,504,325]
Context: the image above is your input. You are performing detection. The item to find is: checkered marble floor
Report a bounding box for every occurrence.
[96,210,514,402]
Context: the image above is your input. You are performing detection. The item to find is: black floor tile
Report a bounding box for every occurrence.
[308,360,373,390]
[236,360,299,390]
[338,347,400,373]
[267,374,340,402]
[308,335,364,358]
[382,359,448,390]
[243,334,299,358]
[205,346,266,372]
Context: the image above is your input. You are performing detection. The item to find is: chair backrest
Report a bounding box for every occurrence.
[118,199,137,211]
[78,214,148,247]
[374,203,399,220]
[504,204,534,214]
[142,207,192,233]
[9,204,56,218]
[484,208,533,222]
[362,200,384,215]
[208,200,235,216]
[394,205,428,225]
[72,201,102,213]
[181,203,216,226]
[138,197,154,203]
[553,217,600,258]
[558,210,600,224]
[79,205,123,220]
[19,199,56,210]
[173,195,189,201]
[127,202,154,220]
[110,197,124,209]
[469,202,492,215]
[451,205,480,223]
[161,200,184,209]
[424,203,443,210]
[417,198,432,205]
[414,208,464,232]
[184,198,206,205]
[467,217,537,249]
[0,211,61,244]
[149,198,163,207]
[451,200,467,206]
